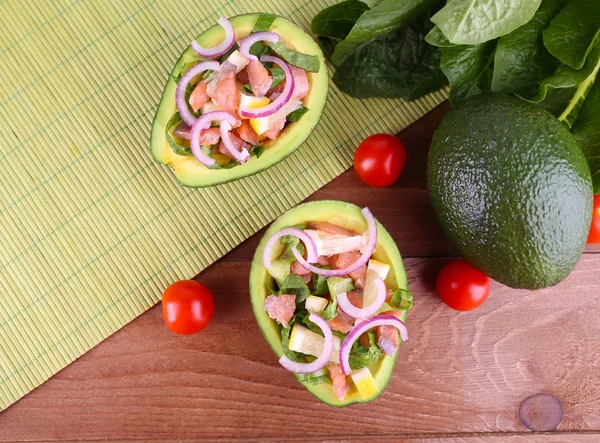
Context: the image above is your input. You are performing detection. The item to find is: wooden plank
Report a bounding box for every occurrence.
[0,254,598,441]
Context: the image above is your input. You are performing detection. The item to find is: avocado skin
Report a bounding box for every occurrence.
[427,94,593,289]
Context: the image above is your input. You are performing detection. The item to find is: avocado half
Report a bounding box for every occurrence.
[150,14,329,187]
[249,200,408,407]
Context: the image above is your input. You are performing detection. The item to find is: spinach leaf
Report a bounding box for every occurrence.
[334,6,447,100]
[249,145,265,158]
[543,0,600,70]
[311,0,369,40]
[349,330,382,370]
[267,42,320,72]
[277,274,310,304]
[332,0,438,66]
[431,0,542,45]
[219,43,239,63]
[165,113,193,156]
[286,107,309,122]
[319,292,338,322]
[424,25,455,47]
[253,13,277,33]
[242,84,253,94]
[492,0,568,95]
[267,67,285,89]
[440,40,497,106]
[297,371,332,385]
[281,315,304,361]
[311,271,329,295]
[522,44,600,127]
[572,80,600,194]
[388,289,413,310]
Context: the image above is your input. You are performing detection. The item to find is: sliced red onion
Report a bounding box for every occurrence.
[292,207,378,277]
[240,56,294,119]
[191,17,235,58]
[190,111,237,166]
[238,31,281,62]
[338,277,386,319]
[220,120,250,163]
[176,61,221,127]
[339,315,408,375]
[262,227,318,269]
[279,313,333,374]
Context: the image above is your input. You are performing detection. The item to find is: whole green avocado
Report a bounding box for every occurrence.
[427,94,593,289]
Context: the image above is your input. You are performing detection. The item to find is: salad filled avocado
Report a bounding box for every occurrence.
[249,200,412,407]
[151,14,328,187]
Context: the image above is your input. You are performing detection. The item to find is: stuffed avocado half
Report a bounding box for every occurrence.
[150,14,329,187]
[249,200,411,407]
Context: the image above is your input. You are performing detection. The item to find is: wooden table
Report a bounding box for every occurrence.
[1,103,599,442]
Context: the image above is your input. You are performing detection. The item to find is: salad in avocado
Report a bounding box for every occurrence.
[250,201,411,406]
[150,14,328,187]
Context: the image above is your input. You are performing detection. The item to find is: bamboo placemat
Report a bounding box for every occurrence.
[0,0,447,410]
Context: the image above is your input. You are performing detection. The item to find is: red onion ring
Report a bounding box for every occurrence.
[338,277,386,319]
[220,120,250,163]
[262,227,319,269]
[238,31,281,62]
[189,111,237,166]
[240,55,294,118]
[176,61,221,127]
[279,313,333,374]
[292,207,378,277]
[191,17,235,58]
[339,315,408,375]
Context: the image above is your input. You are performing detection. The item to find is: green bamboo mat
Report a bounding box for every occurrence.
[0,0,447,410]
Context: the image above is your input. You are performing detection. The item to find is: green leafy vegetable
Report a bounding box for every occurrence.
[297,371,332,385]
[319,293,338,322]
[242,84,253,94]
[253,13,277,32]
[311,0,369,39]
[492,0,568,95]
[327,277,355,298]
[523,44,600,127]
[286,107,309,122]
[219,43,239,63]
[331,0,438,66]
[388,289,413,310]
[440,40,497,106]
[543,0,600,70]
[424,25,455,47]
[267,42,320,72]
[281,314,304,361]
[334,6,447,100]
[349,330,382,370]
[277,275,310,304]
[267,67,285,89]
[431,0,542,45]
[249,145,266,158]
[572,80,600,193]
[165,113,193,156]
[311,271,329,295]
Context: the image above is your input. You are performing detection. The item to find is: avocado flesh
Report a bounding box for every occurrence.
[150,14,329,187]
[249,200,408,407]
[427,94,593,290]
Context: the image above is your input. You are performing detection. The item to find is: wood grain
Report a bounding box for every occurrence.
[0,103,599,442]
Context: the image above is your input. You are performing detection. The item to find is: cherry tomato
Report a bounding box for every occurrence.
[162,280,214,335]
[436,259,490,311]
[588,194,600,244]
[353,134,407,187]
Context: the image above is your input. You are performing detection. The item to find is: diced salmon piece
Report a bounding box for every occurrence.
[218,131,250,159]
[267,80,285,98]
[189,80,210,112]
[291,260,310,276]
[199,127,221,146]
[346,290,363,308]
[376,310,402,356]
[264,294,296,327]
[237,119,260,145]
[291,66,309,100]
[328,254,338,268]
[247,60,272,97]
[173,122,191,140]
[237,67,250,85]
[214,62,240,117]
[263,122,284,140]
[308,222,357,237]
[327,309,355,333]
[302,273,312,284]
[335,251,367,290]
[317,256,330,267]
[359,332,371,349]
[328,365,350,401]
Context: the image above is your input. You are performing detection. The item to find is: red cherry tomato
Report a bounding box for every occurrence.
[436,260,490,311]
[162,280,214,335]
[588,194,600,244]
[353,134,407,187]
